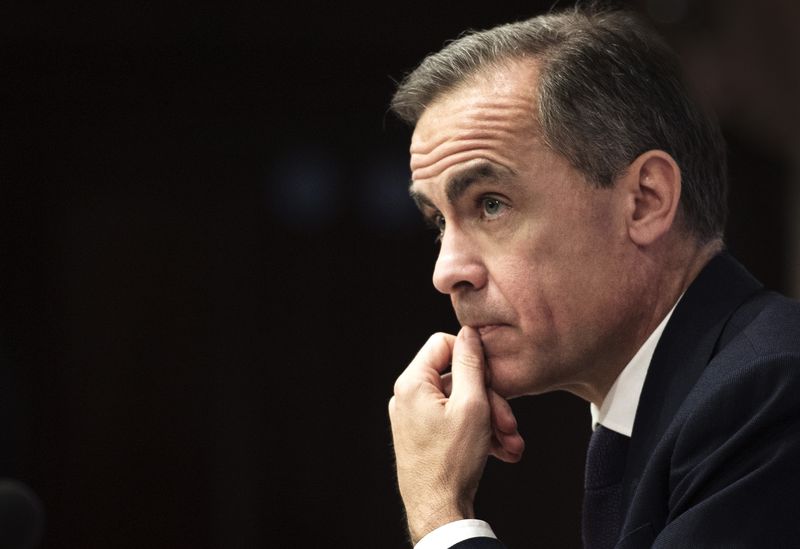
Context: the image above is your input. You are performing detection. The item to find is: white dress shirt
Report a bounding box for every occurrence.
[589,302,677,436]
[414,302,680,549]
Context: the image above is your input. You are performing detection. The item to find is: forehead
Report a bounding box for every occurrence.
[409,60,542,182]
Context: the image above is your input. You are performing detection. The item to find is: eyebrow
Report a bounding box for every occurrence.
[408,161,515,211]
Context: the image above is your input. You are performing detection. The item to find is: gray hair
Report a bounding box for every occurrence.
[391,7,727,242]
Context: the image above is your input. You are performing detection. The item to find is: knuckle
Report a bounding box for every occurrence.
[458,392,489,415]
[427,332,448,347]
[387,396,396,415]
[393,375,418,398]
[392,376,407,396]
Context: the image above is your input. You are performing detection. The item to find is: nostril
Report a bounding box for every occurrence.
[453,280,474,292]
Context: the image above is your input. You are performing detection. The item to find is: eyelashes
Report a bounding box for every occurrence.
[423,195,510,243]
[480,196,507,218]
[424,213,445,242]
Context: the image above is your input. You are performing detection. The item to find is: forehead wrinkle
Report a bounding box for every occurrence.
[410,99,536,180]
[410,126,520,179]
[463,100,534,124]
[411,129,505,156]
[411,137,507,175]
[412,147,505,183]
[411,97,534,152]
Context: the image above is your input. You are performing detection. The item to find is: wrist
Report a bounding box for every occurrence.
[406,501,475,544]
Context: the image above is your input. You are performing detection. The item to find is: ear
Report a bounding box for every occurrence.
[621,150,681,246]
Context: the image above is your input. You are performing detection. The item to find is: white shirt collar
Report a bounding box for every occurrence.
[590,298,681,436]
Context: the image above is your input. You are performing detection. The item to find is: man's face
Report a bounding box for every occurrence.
[408,61,641,401]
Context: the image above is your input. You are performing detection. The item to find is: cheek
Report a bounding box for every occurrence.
[495,248,606,352]
[496,260,560,333]
[487,210,612,330]
[492,256,539,303]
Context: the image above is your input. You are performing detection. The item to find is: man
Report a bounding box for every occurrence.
[388,7,800,549]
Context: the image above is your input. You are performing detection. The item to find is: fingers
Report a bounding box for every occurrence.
[388,329,492,537]
[488,389,525,463]
[488,389,517,434]
[407,332,456,376]
[422,372,525,463]
[393,332,456,400]
[449,327,487,403]
[444,332,524,462]
[393,327,525,464]
[490,433,525,463]
[440,373,452,397]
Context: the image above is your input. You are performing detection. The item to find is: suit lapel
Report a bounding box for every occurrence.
[621,253,762,506]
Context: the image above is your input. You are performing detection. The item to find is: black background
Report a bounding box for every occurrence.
[1,1,798,547]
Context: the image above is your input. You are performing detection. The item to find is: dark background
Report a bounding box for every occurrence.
[1,1,798,547]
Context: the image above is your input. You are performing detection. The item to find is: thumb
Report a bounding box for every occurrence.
[449,326,488,402]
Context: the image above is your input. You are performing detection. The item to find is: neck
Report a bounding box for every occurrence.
[583,238,723,407]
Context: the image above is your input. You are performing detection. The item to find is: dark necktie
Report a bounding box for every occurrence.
[582,425,630,549]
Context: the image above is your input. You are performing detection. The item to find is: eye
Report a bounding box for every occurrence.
[481,197,506,218]
[434,213,446,230]
[426,212,445,241]
[434,213,446,236]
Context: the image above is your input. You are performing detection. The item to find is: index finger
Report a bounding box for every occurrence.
[406,332,456,377]
[449,326,487,401]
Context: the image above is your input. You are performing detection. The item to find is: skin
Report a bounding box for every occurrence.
[388,58,720,543]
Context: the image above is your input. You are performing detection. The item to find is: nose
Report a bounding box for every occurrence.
[432,226,488,294]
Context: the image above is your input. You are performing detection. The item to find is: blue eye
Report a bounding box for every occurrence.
[482,197,504,217]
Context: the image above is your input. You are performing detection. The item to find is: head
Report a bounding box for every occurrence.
[393,8,727,242]
[392,8,728,403]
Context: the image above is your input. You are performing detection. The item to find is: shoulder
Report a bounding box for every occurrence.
[678,290,800,433]
[667,292,800,506]
[624,286,800,543]
[731,290,800,354]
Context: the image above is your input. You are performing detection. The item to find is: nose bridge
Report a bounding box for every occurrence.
[432,224,486,294]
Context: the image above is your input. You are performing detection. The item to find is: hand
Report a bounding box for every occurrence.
[388,327,525,543]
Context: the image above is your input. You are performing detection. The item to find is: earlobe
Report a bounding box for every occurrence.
[625,150,681,246]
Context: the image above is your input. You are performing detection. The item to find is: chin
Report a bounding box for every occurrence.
[485,355,532,399]
[486,352,559,399]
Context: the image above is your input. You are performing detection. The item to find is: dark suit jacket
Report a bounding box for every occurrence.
[451,253,800,548]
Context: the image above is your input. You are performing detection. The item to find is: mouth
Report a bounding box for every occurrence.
[474,324,506,336]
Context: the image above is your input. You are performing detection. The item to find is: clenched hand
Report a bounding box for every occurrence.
[388,327,525,543]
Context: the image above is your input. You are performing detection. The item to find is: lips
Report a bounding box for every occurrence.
[476,324,504,336]
[455,304,511,336]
